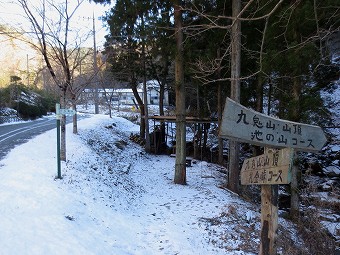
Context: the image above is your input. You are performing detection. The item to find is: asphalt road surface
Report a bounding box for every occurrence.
[0,115,86,161]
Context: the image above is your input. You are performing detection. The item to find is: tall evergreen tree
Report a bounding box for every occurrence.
[102,0,152,138]
[261,0,339,219]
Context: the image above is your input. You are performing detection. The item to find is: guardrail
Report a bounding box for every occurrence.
[0,115,22,124]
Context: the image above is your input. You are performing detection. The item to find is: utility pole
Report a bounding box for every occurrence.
[93,13,99,114]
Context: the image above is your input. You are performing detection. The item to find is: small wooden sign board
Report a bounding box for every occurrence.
[240,148,294,185]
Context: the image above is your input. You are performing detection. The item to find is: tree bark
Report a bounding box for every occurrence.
[254,75,264,156]
[131,80,145,138]
[256,75,263,113]
[72,103,77,134]
[159,56,169,117]
[141,14,151,153]
[228,0,241,193]
[290,77,302,220]
[173,0,186,185]
[217,47,224,165]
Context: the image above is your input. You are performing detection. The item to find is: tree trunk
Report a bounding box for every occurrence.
[228,0,242,194]
[290,77,302,220]
[159,82,165,116]
[256,75,263,113]
[72,103,77,134]
[141,14,151,153]
[291,152,299,220]
[173,0,186,185]
[267,78,272,116]
[108,97,112,118]
[254,75,264,156]
[131,81,145,138]
[217,47,224,165]
[193,124,198,159]
[159,79,166,144]
[159,56,169,117]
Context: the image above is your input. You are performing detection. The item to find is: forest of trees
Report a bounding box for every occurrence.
[95,0,339,124]
[93,3,339,251]
[3,1,338,173]
[94,0,339,187]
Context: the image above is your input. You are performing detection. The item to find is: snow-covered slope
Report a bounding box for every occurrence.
[0,112,338,254]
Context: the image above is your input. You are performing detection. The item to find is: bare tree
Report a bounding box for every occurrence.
[227,0,242,194]
[97,68,118,118]
[183,1,284,193]
[17,0,92,160]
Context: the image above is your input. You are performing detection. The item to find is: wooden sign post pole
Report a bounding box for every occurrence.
[260,183,278,255]
[259,148,279,255]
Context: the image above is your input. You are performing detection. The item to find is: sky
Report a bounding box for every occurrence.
[0,0,112,48]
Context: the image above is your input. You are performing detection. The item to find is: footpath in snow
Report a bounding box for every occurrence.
[0,114,261,255]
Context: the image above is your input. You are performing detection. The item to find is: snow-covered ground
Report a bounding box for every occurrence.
[0,112,265,255]
[1,104,339,254]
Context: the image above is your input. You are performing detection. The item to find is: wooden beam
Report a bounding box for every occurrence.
[149,115,218,123]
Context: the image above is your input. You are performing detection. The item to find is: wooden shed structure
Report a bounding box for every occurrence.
[148,115,219,160]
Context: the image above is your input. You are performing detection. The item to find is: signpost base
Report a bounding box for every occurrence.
[56,103,62,179]
[260,184,278,255]
[56,117,61,179]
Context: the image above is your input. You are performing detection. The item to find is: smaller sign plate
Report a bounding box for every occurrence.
[240,148,294,185]
[59,108,76,116]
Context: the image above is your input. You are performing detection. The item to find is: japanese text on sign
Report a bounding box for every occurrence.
[240,148,294,185]
[219,98,327,151]
[237,110,313,148]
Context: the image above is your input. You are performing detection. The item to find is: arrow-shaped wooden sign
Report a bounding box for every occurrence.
[219,97,327,152]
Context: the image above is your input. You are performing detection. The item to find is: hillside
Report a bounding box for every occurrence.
[0,27,42,87]
[2,109,339,254]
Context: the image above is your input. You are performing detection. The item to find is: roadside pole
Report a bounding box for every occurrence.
[56,103,62,179]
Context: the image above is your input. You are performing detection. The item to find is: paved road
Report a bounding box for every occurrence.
[0,115,86,161]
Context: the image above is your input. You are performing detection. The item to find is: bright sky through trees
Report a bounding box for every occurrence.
[0,0,110,48]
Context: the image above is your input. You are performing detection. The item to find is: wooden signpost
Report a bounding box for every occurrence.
[219,97,327,255]
[219,97,327,152]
